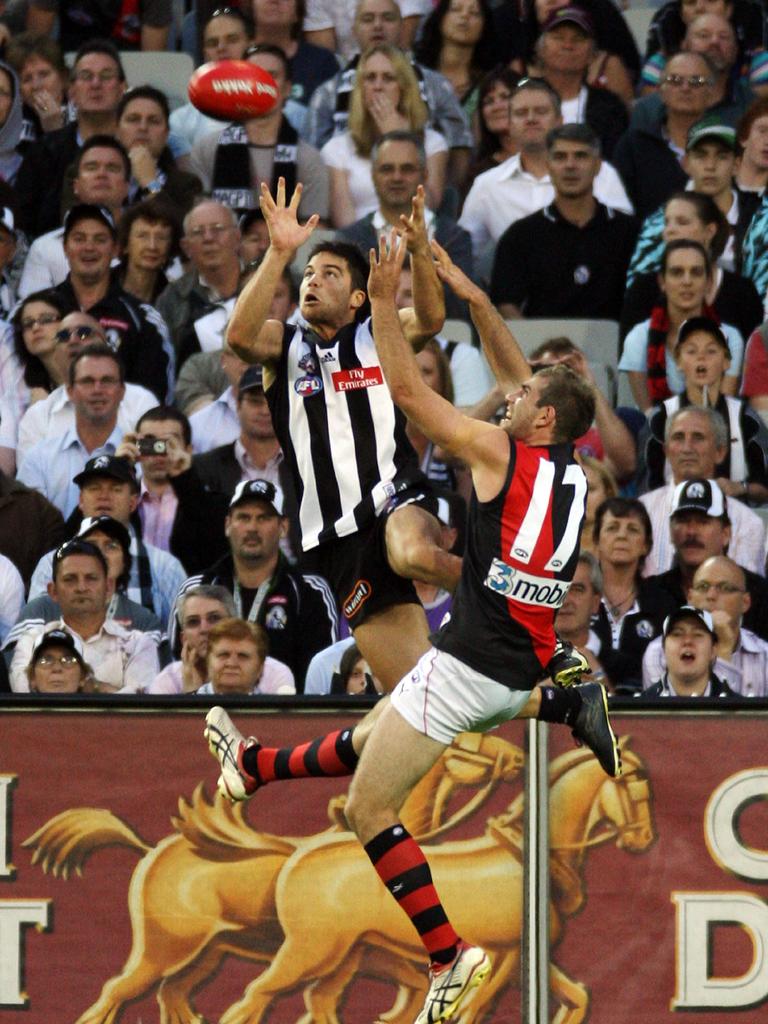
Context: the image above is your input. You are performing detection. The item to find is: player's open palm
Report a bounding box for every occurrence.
[368,229,407,300]
[259,177,319,254]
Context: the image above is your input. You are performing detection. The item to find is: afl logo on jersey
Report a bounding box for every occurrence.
[514,547,529,559]
[295,375,323,397]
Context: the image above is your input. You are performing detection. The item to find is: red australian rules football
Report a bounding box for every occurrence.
[188,60,279,120]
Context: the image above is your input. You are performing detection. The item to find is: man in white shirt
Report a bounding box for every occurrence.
[459,77,632,266]
[16,312,156,462]
[9,538,159,693]
[642,555,768,696]
[640,407,767,576]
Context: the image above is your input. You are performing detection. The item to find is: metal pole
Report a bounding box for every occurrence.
[522,719,550,1023]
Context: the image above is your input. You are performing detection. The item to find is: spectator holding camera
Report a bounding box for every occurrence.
[116,406,230,575]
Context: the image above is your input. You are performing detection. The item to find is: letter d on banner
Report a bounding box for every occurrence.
[672,892,768,1009]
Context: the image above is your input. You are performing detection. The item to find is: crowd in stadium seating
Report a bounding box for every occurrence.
[1,0,768,702]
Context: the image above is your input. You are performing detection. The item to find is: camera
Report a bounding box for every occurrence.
[138,437,167,456]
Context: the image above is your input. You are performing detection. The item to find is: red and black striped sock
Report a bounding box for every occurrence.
[365,824,460,967]
[241,727,359,783]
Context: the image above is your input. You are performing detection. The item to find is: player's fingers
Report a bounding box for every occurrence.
[259,181,276,212]
[275,176,286,206]
[288,181,304,211]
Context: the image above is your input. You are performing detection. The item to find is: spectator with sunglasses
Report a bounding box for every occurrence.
[612,52,717,219]
[50,203,175,402]
[14,314,156,467]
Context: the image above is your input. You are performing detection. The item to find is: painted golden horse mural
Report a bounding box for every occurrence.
[24,733,523,1024]
[24,735,655,1024]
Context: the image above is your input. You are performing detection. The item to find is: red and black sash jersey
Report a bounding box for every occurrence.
[436,436,586,689]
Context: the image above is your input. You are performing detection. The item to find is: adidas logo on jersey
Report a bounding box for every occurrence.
[484,558,570,608]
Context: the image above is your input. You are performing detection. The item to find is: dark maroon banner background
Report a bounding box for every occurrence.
[1,708,766,1023]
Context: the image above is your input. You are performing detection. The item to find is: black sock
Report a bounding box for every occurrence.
[538,685,583,727]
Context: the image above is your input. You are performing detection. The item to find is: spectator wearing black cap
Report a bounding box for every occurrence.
[193,365,300,556]
[24,629,93,694]
[15,40,128,239]
[638,605,738,698]
[50,203,174,403]
[639,412,768,577]
[18,135,130,299]
[642,555,768,696]
[642,477,768,639]
[490,123,637,320]
[641,316,768,498]
[6,515,164,655]
[155,199,242,368]
[174,479,338,691]
[618,240,744,412]
[26,454,186,626]
[7,538,159,693]
[529,6,630,157]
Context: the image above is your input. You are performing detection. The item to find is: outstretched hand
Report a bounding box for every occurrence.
[430,239,484,303]
[259,177,320,255]
[368,230,408,301]
[399,186,430,254]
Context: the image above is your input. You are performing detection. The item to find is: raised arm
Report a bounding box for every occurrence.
[397,187,445,347]
[430,240,530,390]
[369,233,501,474]
[226,179,320,368]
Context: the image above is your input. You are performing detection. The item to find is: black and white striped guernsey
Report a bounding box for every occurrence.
[266,317,420,551]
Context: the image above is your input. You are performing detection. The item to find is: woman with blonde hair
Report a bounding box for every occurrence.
[321,44,448,227]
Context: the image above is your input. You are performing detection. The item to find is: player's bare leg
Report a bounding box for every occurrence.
[345,702,491,1023]
[352,600,431,691]
[385,504,462,592]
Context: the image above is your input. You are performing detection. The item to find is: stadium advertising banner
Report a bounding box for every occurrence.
[0,708,766,1023]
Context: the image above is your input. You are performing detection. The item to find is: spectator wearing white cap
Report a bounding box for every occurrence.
[173,478,338,691]
[643,477,768,641]
[8,538,159,693]
[638,605,738,698]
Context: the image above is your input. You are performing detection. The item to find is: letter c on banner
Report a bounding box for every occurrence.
[705,768,768,881]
